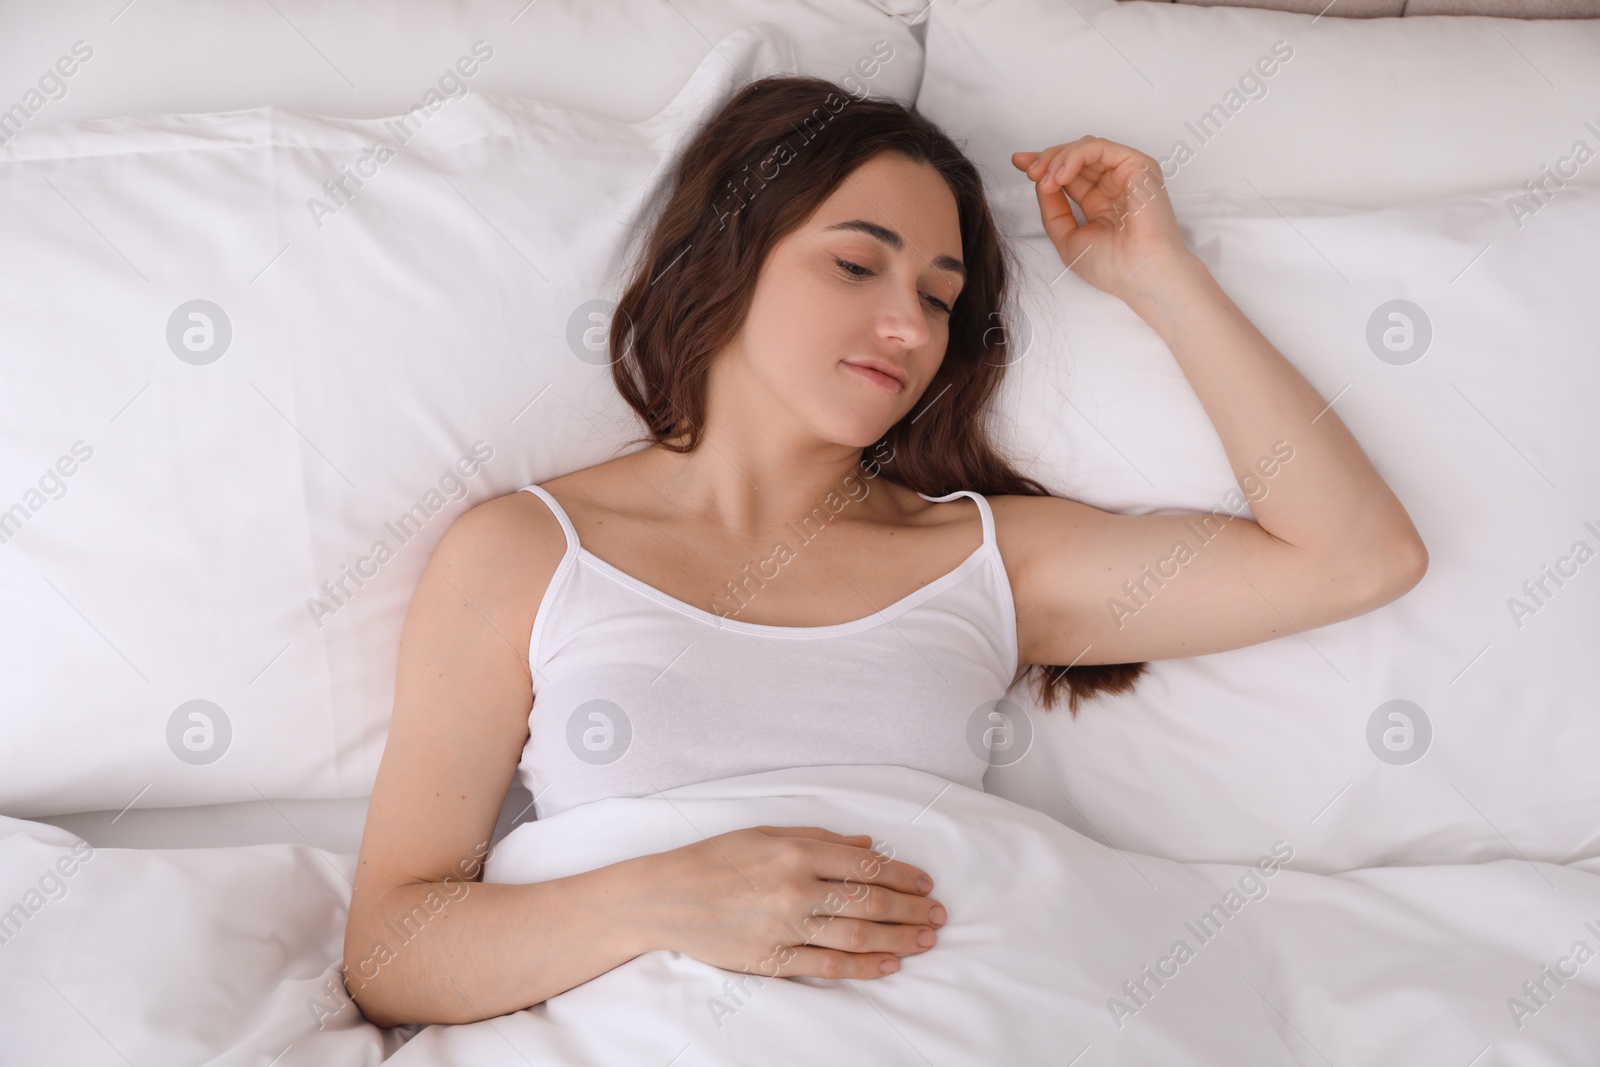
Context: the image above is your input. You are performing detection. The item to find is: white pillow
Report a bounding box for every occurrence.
[916,0,1600,228]
[0,24,919,816]
[984,185,1600,872]
[0,0,922,129]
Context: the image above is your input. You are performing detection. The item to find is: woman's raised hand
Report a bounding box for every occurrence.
[633,824,945,981]
[1012,136,1195,305]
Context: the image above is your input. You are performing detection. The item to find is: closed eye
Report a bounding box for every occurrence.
[835,258,954,314]
[836,257,871,278]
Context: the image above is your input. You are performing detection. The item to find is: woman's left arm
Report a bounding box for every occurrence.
[1017,135,1420,559]
[999,138,1426,668]
[1015,136,1427,566]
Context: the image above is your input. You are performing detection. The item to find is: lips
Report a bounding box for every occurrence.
[842,358,907,394]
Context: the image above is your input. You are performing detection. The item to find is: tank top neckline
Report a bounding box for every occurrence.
[519,483,998,640]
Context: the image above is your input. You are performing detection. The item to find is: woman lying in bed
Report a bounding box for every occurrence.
[343,75,1427,1027]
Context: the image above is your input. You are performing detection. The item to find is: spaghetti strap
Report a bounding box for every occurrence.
[518,484,580,560]
[917,488,996,558]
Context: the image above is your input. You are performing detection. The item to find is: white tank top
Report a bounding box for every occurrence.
[514,483,1022,821]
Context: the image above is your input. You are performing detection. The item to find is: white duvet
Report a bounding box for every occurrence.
[4,766,1599,1065]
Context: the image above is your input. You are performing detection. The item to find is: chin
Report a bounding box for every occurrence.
[819,412,896,450]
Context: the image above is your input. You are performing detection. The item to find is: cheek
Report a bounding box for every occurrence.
[744,276,860,375]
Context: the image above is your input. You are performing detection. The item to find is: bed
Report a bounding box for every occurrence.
[2,0,1597,1062]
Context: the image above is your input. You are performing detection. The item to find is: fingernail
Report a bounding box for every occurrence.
[881,958,899,974]
[916,876,932,893]
[930,905,947,925]
[917,928,936,948]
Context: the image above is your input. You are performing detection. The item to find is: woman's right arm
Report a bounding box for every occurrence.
[344,491,662,1026]
[345,490,947,1027]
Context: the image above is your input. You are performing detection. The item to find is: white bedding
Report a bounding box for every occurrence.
[32,795,372,853]
[5,0,1600,1059]
[0,0,922,130]
[917,0,1600,214]
[0,24,851,819]
[6,767,1600,1065]
[982,185,1600,874]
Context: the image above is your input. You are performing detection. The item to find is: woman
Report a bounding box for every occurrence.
[344,76,1427,1027]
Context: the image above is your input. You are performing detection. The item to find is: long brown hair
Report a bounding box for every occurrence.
[606,74,1146,717]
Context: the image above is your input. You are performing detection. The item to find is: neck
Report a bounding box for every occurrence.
[636,432,889,543]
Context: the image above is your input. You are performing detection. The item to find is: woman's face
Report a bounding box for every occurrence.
[720,150,966,449]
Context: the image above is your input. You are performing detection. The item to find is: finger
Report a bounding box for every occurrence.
[1034,174,1083,249]
[1031,137,1156,199]
[1032,136,1098,189]
[754,825,869,846]
[806,840,931,895]
[1014,148,1056,178]
[1029,144,1076,187]
[1048,135,1118,184]
[806,878,947,934]
[765,944,904,980]
[757,827,891,867]
[1016,141,1082,182]
[789,913,936,958]
[1053,138,1159,207]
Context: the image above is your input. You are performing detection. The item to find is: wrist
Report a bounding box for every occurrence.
[1122,251,1215,331]
[596,851,669,960]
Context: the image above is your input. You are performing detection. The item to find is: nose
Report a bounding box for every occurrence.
[875,280,932,352]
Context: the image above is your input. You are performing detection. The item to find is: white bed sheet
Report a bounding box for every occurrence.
[33,796,373,854]
[6,768,1600,1065]
[29,783,539,854]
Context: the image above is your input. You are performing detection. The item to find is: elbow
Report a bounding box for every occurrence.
[346,978,399,1030]
[1396,535,1429,589]
[1324,534,1427,614]
[342,909,409,1029]
[1372,536,1429,603]
[340,944,394,1029]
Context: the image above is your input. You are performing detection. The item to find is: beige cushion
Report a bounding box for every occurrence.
[1120,0,1599,16]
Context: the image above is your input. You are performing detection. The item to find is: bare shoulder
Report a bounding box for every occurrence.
[454,484,568,566]
[429,485,572,646]
[981,492,1081,587]
[984,491,1094,542]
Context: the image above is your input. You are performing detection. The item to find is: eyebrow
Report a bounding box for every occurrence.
[822,219,967,282]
